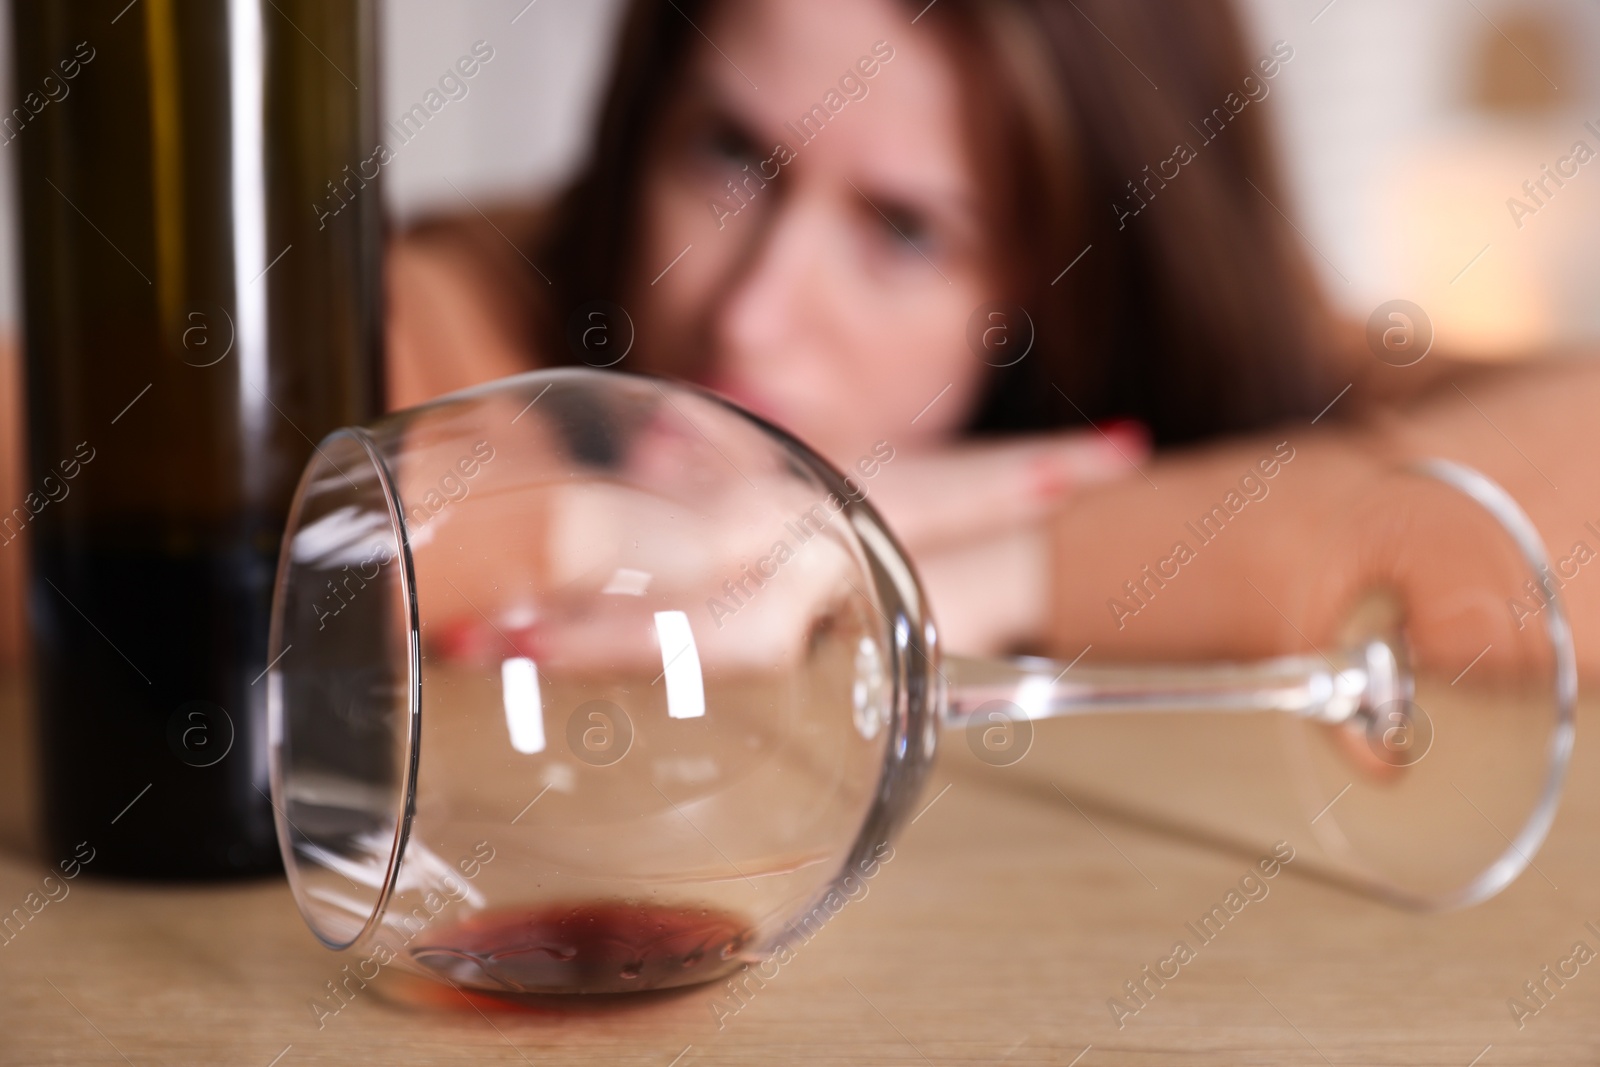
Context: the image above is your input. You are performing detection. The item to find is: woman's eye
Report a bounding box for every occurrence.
[696,120,757,168]
[877,206,933,256]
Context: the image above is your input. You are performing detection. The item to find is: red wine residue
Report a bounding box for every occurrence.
[408,901,756,994]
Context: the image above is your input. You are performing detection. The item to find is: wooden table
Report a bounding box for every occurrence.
[2,668,1599,1066]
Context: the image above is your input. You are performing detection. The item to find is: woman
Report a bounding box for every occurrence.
[5,0,1597,672]
[385,0,1600,670]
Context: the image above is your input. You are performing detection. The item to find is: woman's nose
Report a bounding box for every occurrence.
[711,192,834,367]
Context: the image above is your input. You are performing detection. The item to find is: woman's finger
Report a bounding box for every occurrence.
[861,422,1150,553]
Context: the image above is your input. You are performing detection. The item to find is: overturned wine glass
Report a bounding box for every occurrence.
[267,368,1574,995]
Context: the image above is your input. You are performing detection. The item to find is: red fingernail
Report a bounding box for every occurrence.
[1094,418,1151,453]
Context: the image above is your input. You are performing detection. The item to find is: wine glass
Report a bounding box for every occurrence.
[267,368,1574,995]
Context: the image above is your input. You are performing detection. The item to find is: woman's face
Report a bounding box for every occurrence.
[626,0,999,465]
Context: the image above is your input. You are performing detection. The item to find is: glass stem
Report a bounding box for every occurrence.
[942,640,1405,729]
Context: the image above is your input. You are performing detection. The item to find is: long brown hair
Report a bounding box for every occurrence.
[534,0,1336,446]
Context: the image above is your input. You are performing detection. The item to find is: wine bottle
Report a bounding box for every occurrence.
[11,0,384,877]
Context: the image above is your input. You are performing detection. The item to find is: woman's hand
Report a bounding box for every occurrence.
[856,424,1152,655]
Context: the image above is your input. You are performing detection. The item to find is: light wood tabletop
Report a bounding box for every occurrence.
[2,666,1598,1066]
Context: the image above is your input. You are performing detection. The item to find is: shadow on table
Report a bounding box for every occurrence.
[946,750,1413,911]
[372,967,718,1019]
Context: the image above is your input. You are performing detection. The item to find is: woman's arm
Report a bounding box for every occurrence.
[385,209,549,410]
[1045,353,1600,676]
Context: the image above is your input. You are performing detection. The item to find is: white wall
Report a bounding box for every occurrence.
[377,0,627,219]
[1240,0,1600,353]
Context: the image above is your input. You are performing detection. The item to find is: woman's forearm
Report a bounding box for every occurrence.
[1047,427,1376,662]
[1047,356,1600,677]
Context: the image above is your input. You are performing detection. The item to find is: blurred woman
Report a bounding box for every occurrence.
[385,0,1600,668]
[5,0,1599,671]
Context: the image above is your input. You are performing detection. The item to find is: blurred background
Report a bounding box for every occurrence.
[4,0,1599,347]
[1,0,1599,655]
[351,0,1600,355]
